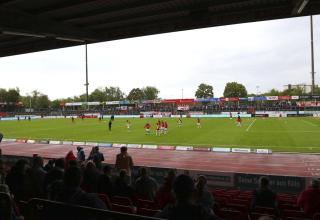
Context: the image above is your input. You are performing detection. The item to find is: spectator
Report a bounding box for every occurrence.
[97,165,114,197]
[251,176,277,210]
[44,159,55,172]
[134,167,158,200]
[88,146,104,170]
[297,178,320,217]
[0,184,19,220]
[56,166,106,209]
[6,159,33,201]
[44,158,64,199]
[194,175,215,214]
[155,170,176,209]
[64,150,76,169]
[30,156,47,197]
[77,146,86,162]
[0,132,3,143]
[0,159,6,184]
[156,174,219,220]
[82,161,100,193]
[114,169,135,199]
[115,146,134,177]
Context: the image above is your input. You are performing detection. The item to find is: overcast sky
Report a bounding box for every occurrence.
[0,15,319,100]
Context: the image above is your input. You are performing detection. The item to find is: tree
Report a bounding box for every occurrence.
[127,88,144,101]
[105,86,125,101]
[89,88,107,102]
[223,82,247,97]
[51,99,62,109]
[0,89,7,103]
[36,94,50,109]
[6,88,20,104]
[262,88,281,96]
[142,86,159,100]
[195,83,214,99]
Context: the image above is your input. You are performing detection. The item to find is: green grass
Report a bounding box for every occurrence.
[0,117,320,153]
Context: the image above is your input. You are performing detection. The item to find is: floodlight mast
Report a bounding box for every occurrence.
[310,16,315,95]
[85,44,89,110]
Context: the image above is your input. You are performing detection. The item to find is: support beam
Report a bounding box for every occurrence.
[85,44,89,108]
[292,0,309,15]
[0,7,99,42]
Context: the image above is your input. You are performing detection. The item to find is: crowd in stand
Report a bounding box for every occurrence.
[0,146,319,220]
[5,99,319,118]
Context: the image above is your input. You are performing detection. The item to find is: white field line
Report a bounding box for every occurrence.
[302,119,318,127]
[246,119,257,132]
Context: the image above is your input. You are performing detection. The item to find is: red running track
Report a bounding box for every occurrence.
[1,142,320,177]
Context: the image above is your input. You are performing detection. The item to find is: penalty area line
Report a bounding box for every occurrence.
[246,119,256,132]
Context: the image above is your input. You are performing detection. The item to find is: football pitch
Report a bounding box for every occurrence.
[0,117,320,153]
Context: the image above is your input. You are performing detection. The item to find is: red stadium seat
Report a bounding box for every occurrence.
[314,213,320,220]
[284,210,309,219]
[231,198,251,208]
[250,212,276,220]
[111,196,133,206]
[279,203,301,212]
[111,204,135,214]
[98,194,112,209]
[219,209,245,220]
[136,199,158,209]
[286,218,311,220]
[136,207,160,217]
[253,206,277,216]
[225,203,249,220]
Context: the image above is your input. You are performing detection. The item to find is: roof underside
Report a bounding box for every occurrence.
[0,0,319,57]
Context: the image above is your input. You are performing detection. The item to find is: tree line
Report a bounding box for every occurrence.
[0,83,319,110]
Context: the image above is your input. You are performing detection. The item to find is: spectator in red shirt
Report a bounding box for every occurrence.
[297,178,320,217]
[64,150,76,169]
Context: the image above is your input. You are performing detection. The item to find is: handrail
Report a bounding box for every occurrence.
[25,198,163,220]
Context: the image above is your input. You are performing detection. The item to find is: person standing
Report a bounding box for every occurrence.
[196,118,201,128]
[108,120,112,132]
[91,146,104,170]
[76,146,86,163]
[115,146,134,177]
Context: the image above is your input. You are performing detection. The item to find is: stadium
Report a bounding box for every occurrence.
[0,1,320,220]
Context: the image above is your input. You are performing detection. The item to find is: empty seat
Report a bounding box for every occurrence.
[284,210,309,219]
[137,207,160,217]
[279,203,301,212]
[253,206,277,216]
[251,212,276,220]
[136,199,158,209]
[98,194,112,210]
[285,217,311,220]
[313,213,320,220]
[219,208,245,220]
[111,196,133,206]
[111,204,135,214]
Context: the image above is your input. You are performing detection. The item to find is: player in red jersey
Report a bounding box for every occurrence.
[236,115,241,127]
[144,123,151,135]
[164,121,168,134]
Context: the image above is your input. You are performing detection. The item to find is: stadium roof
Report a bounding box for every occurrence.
[0,0,319,58]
